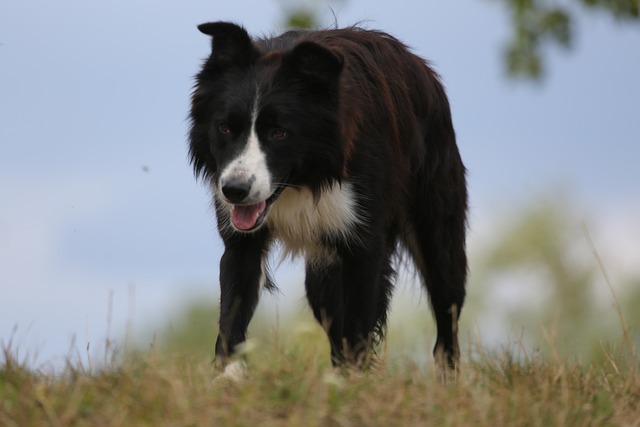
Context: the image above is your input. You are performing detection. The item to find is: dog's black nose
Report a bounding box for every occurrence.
[221,179,251,203]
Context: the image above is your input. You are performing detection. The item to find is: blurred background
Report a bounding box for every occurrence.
[1,0,638,369]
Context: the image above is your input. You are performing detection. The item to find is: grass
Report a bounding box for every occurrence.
[1,322,639,427]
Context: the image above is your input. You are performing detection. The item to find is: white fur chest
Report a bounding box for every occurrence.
[267,182,363,262]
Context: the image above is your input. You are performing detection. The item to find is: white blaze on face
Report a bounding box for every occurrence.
[218,93,272,204]
[216,93,273,231]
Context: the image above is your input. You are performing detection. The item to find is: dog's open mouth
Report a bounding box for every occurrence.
[231,200,267,231]
[229,184,286,232]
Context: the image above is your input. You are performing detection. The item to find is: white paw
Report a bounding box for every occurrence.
[213,360,248,383]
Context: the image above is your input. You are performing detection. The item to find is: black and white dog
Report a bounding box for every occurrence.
[189,22,468,372]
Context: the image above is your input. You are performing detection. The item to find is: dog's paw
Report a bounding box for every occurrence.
[212,360,248,384]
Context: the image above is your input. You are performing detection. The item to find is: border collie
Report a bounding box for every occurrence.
[189,22,468,372]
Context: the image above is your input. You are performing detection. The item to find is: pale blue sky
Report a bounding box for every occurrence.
[1,0,639,367]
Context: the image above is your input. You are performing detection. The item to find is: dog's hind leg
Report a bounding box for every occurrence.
[406,215,467,371]
[406,164,468,371]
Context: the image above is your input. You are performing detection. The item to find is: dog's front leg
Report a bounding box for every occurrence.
[338,237,395,366]
[214,232,268,369]
[305,258,345,366]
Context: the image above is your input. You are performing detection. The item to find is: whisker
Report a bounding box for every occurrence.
[272,182,303,189]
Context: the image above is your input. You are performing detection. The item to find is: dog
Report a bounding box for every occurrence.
[189,22,468,372]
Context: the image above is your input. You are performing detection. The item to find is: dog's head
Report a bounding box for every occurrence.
[189,22,346,232]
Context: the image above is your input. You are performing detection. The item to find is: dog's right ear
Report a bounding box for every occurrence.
[198,22,259,67]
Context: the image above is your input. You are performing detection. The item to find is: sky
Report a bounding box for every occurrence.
[1,0,639,368]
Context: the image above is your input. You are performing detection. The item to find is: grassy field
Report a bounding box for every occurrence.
[1,324,638,427]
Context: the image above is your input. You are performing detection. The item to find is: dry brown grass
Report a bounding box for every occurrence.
[1,326,638,427]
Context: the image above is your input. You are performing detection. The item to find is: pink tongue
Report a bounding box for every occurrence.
[231,201,267,230]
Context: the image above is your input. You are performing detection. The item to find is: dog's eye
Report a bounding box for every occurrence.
[218,122,231,135]
[270,128,288,140]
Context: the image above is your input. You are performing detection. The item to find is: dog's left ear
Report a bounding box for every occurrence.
[198,21,259,67]
[282,42,343,84]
